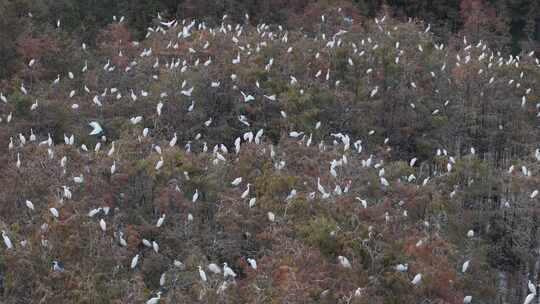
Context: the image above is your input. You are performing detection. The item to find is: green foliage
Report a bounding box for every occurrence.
[11,92,32,117]
[298,216,339,256]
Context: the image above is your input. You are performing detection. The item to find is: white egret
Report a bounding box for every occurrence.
[411,273,422,285]
[89,122,103,135]
[49,208,59,218]
[338,256,352,268]
[198,266,207,282]
[2,231,13,249]
[208,263,221,274]
[223,263,236,278]
[25,200,35,211]
[247,258,257,270]
[131,254,140,269]
[156,214,166,227]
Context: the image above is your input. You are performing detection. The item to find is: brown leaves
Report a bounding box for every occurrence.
[97,23,133,57]
[16,33,60,63]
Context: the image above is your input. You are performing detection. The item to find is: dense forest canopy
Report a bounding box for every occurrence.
[0,0,540,303]
[1,0,540,79]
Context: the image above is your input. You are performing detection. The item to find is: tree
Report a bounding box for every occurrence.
[457,0,511,50]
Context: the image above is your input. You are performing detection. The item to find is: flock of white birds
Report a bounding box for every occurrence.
[1,8,540,303]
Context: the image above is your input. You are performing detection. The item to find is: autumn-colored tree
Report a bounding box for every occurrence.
[457,0,511,50]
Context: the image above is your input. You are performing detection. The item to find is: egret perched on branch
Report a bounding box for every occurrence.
[208,263,221,274]
[52,260,64,272]
[99,219,106,232]
[528,280,536,295]
[223,263,236,278]
[231,177,243,186]
[181,87,194,96]
[395,264,408,272]
[2,231,13,249]
[25,200,35,211]
[241,184,251,199]
[462,260,470,273]
[156,214,166,227]
[524,293,536,304]
[131,254,140,269]
[241,91,255,102]
[198,266,207,282]
[49,208,59,218]
[338,256,352,268]
[89,122,103,135]
[146,292,161,304]
[247,258,257,270]
[192,189,199,203]
[155,157,164,171]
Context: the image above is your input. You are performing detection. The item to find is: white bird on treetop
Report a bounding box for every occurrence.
[89,122,103,135]
[338,256,352,268]
[198,265,207,282]
[131,254,139,269]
